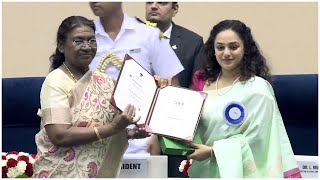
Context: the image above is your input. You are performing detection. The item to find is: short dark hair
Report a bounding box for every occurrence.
[172,2,178,7]
[200,19,272,83]
[49,16,95,71]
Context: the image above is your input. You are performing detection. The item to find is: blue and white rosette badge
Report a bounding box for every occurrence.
[224,102,246,126]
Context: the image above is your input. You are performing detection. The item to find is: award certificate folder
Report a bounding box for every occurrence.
[111,54,207,141]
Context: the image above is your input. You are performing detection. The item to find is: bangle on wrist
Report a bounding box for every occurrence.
[93,126,103,143]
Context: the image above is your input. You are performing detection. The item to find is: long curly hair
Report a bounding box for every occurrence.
[199,20,272,84]
[49,16,95,72]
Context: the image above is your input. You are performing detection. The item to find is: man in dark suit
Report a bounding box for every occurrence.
[146,2,204,88]
[145,2,204,178]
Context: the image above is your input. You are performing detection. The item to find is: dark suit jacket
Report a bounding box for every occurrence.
[170,22,204,88]
[166,23,204,178]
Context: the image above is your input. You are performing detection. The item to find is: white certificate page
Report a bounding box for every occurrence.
[148,86,205,141]
[113,59,157,124]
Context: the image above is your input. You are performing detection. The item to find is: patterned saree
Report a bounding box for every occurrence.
[33,53,128,178]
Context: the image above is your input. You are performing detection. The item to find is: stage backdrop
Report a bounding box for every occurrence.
[2,2,318,78]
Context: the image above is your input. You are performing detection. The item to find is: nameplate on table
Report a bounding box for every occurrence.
[119,155,149,178]
[295,155,318,178]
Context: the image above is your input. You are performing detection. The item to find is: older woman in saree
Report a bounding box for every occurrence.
[33,16,149,178]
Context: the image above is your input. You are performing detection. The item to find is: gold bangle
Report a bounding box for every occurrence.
[93,126,103,142]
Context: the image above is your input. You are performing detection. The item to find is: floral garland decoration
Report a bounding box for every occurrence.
[2,151,37,178]
[97,51,123,72]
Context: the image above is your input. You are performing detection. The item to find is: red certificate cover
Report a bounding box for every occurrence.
[111,54,207,142]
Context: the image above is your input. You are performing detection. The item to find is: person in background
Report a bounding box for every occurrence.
[187,19,301,178]
[145,2,204,177]
[89,2,184,156]
[145,2,204,88]
[33,16,149,178]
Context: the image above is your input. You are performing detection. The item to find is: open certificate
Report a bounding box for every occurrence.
[111,54,207,141]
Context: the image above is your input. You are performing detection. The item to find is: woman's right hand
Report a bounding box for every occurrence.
[111,104,140,133]
[154,75,172,88]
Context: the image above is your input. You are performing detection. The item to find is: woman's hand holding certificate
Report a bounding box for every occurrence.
[127,126,151,139]
[154,75,172,88]
[111,104,140,132]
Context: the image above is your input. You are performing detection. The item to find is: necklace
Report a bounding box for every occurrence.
[216,72,240,96]
[63,62,78,83]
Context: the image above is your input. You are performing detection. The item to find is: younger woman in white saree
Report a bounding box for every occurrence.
[187,20,301,178]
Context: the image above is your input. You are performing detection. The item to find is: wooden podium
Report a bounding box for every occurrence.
[119,154,168,178]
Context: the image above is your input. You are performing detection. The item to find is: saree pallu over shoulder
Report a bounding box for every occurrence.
[188,75,301,178]
[33,70,128,178]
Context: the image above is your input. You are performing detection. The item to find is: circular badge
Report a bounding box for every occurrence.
[224,102,246,126]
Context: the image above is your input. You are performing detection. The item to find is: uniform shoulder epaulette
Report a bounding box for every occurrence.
[135,17,157,27]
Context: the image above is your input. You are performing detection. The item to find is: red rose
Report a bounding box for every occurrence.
[6,158,18,168]
[7,151,19,155]
[2,155,6,160]
[17,155,29,162]
[182,159,191,177]
[31,154,37,159]
[25,162,33,177]
[2,166,8,178]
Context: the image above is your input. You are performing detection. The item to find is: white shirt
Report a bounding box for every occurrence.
[90,14,184,154]
[163,23,173,39]
[90,13,183,80]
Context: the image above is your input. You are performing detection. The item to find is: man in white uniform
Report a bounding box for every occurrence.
[89,2,184,155]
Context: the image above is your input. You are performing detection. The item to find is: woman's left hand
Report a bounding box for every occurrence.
[127,127,151,139]
[187,143,212,161]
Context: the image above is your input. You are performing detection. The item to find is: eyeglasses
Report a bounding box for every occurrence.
[72,39,97,48]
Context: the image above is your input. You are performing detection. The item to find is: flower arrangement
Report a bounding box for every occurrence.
[179,159,192,177]
[2,151,37,178]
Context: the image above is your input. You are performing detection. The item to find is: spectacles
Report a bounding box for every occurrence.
[72,39,97,48]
